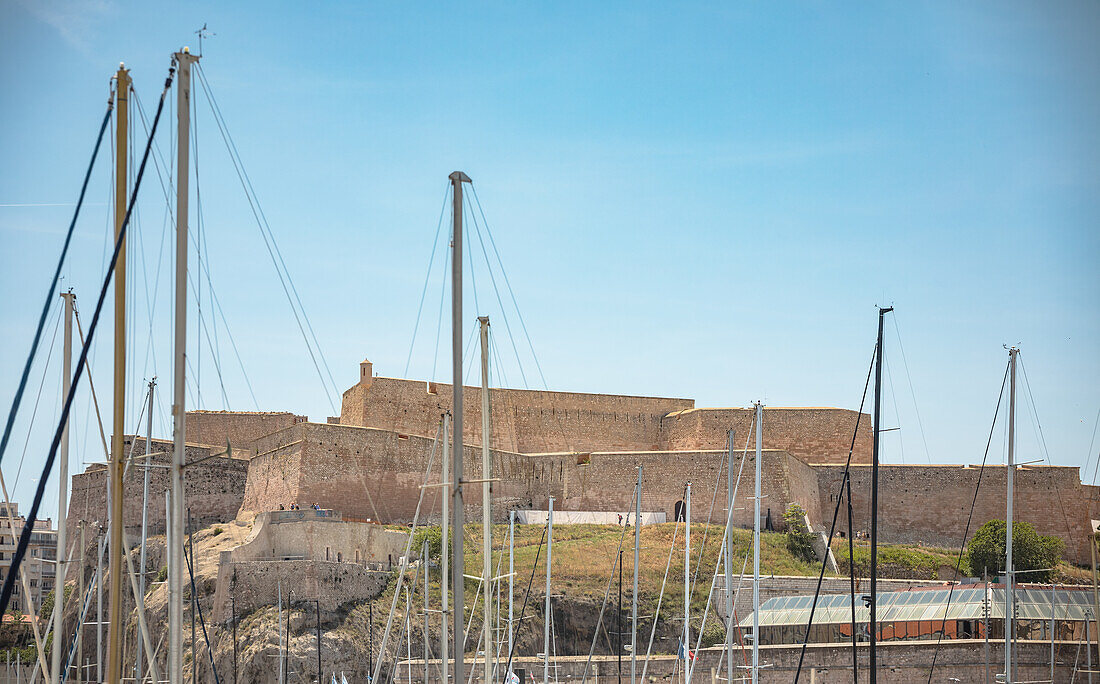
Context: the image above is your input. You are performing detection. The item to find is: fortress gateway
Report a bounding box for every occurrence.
[70,358,1098,563]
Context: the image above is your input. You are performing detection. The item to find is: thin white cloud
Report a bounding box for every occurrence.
[15,0,114,54]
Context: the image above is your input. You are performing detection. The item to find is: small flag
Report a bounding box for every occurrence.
[507,672,520,684]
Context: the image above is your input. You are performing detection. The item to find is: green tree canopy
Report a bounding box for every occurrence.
[966,520,1064,583]
[783,503,816,564]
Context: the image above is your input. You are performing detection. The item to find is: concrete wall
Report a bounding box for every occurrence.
[227,510,409,565]
[444,640,1093,684]
[211,559,390,622]
[340,365,694,453]
[658,407,872,464]
[185,410,306,450]
[815,463,1093,564]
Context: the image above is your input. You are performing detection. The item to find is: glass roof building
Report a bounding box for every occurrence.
[739,584,1096,646]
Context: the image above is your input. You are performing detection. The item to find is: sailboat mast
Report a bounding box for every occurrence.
[442,411,451,684]
[684,482,691,684]
[449,170,471,684]
[106,62,130,684]
[508,509,514,672]
[479,316,493,684]
[52,291,73,684]
[753,403,762,684]
[169,48,198,684]
[632,466,641,684]
[1006,347,1018,683]
[544,497,553,684]
[869,306,891,683]
[135,378,154,684]
[724,431,734,684]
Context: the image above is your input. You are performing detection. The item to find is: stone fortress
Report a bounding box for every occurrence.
[68,357,1099,565]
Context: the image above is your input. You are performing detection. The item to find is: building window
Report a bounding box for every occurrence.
[326,547,330,561]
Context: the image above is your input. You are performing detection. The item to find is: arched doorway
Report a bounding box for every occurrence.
[674,500,686,522]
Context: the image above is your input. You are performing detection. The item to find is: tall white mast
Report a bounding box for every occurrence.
[632,466,641,684]
[479,316,493,684]
[683,482,691,684]
[449,170,471,684]
[442,412,451,684]
[169,47,198,684]
[753,402,762,684]
[544,497,554,684]
[52,290,73,684]
[508,509,515,670]
[724,430,735,684]
[135,378,154,684]
[1005,347,1018,684]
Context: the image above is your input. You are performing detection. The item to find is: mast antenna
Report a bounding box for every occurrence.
[194,23,214,57]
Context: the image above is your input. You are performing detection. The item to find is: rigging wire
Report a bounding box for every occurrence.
[194,63,340,411]
[503,521,549,678]
[404,185,451,378]
[0,102,113,470]
[466,189,529,389]
[469,185,549,389]
[793,342,877,684]
[1017,353,1076,543]
[0,65,173,618]
[1087,408,1100,486]
[579,485,639,683]
[640,515,683,683]
[11,303,64,488]
[133,86,255,410]
[924,360,1011,682]
[883,353,906,464]
[891,315,934,464]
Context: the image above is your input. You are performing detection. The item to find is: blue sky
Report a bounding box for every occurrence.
[1,1,1097,520]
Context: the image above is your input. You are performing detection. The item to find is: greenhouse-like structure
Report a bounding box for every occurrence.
[739,585,1096,645]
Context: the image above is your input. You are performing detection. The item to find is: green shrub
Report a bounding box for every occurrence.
[967,520,1064,583]
[783,503,816,564]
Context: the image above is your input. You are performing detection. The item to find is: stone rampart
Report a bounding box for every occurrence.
[815,463,1093,564]
[545,449,818,529]
[340,364,694,453]
[241,422,535,523]
[185,410,306,451]
[211,559,390,622]
[66,436,248,545]
[658,407,872,464]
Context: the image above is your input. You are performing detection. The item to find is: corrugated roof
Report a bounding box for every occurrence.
[740,587,1095,628]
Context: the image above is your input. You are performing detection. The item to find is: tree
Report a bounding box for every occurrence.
[966,520,1064,583]
[783,503,817,564]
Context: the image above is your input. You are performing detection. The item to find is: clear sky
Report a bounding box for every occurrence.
[1,1,1097,521]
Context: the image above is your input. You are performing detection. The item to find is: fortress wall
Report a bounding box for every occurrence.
[67,436,248,544]
[212,559,390,622]
[240,425,308,515]
[658,407,872,464]
[1085,484,1100,523]
[185,410,306,451]
[241,422,537,523]
[340,370,694,453]
[814,464,1092,564]
[539,449,813,530]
